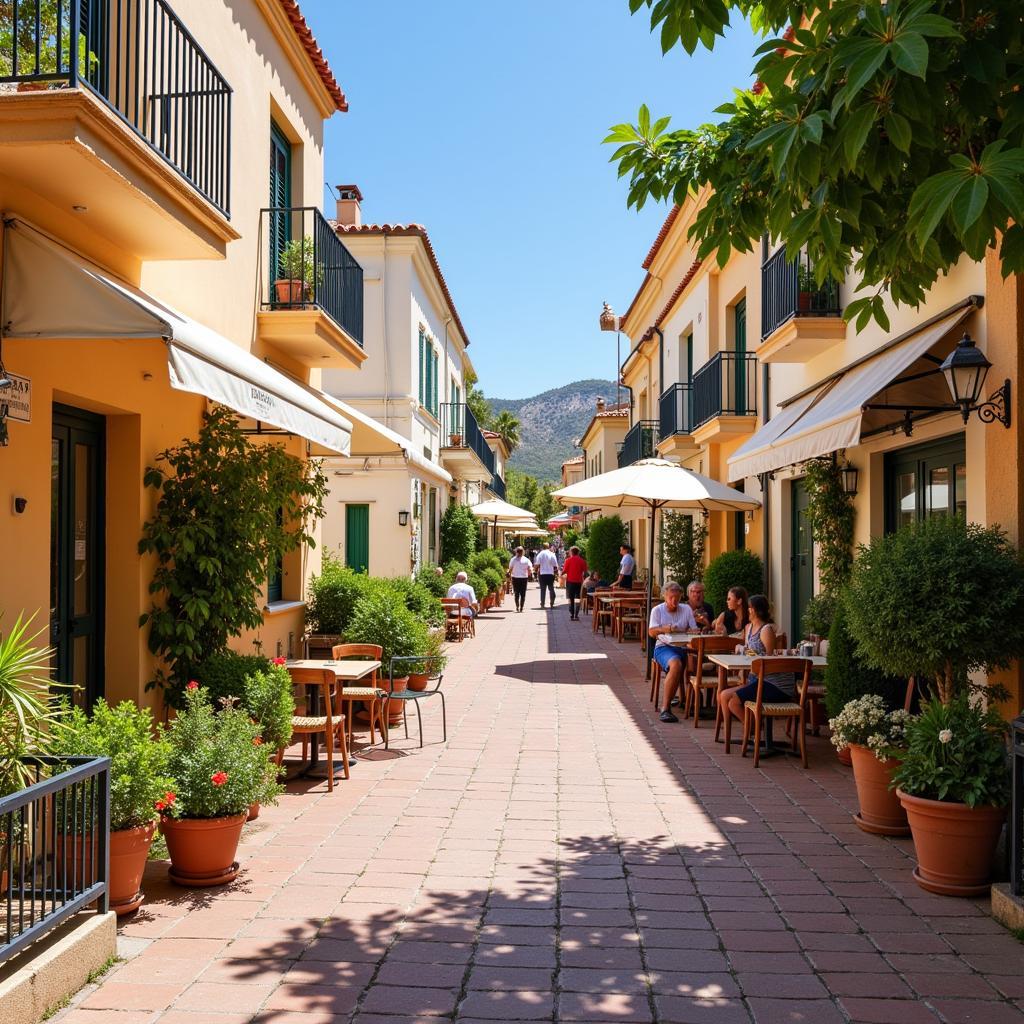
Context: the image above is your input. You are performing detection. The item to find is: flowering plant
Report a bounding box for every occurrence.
[163,685,282,820]
[891,695,1010,808]
[828,695,913,757]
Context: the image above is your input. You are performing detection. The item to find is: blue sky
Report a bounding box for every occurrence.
[306,1,758,399]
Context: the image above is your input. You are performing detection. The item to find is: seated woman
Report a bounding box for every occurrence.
[713,586,750,637]
[717,594,795,736]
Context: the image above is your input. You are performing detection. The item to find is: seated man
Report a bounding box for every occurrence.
[648,581,699,724]
[446,571,478,617]
[686,580,714,631]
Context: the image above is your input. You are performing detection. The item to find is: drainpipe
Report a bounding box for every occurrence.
[654,327,664,410]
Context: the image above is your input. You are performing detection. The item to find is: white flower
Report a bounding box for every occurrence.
[938,729,953,744]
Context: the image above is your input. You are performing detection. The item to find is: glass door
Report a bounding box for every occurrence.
[885,435,967,531]
[51,405,105,708]
[734,299,747,415]
[269,121,292,300]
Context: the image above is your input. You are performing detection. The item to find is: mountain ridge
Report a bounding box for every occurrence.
[490,378,619,482]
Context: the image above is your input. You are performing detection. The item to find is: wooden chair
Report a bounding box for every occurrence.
[332,643,388,748]
[617,597,646,644]
[592,588,615,635]
[285,667,348,790]
[740,658,812,768]
[684,635,738,728]
[442,598,475,641]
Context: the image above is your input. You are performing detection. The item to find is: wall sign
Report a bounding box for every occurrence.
[4,373,31,423]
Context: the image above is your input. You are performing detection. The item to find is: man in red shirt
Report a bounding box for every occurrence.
[562,546,588,621]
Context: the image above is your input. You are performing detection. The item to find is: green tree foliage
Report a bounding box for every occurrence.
[139,408,327,693]
[607,0,1024,329]
[463,369,494,429]
[659,512,707,587]
[845,516,1024,703]
[587,516,628,582]
[702,549,764,617]
[491,410,522,453]
[344,590,430,679]
[507,468,557,523]
[440,502,478,565]
[306,557,367,635]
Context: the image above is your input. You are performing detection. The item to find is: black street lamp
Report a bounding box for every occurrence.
[939,332,1011,427]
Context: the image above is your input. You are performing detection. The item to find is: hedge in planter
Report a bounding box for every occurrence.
[702,549,763,619]
[586,516,627,583]
[306,556,368,636]
[344,590,430,683]
[440,503,477,565]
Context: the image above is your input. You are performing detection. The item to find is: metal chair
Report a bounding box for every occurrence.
[384,655,447,750]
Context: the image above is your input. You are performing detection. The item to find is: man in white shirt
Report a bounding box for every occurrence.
[446,571,478,618]
[648,581,698,723]
[534,542,560,609]
[508,546,532,613]
[614,544,636,589]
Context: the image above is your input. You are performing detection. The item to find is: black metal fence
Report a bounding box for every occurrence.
[761,245,842,340]
[490,474,506,501]
[439,402,495,478]
[659,383,693,439]
[692,352,759,429]
[618,420,659,468]
[0,0,233,216]
[1012,715,1024,898]
[260,206,364,346]
[0,756,111,965]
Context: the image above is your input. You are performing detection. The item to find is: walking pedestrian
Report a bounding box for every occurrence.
[508,546,532,612]
[562,546,588,621]
[534,542,559,609]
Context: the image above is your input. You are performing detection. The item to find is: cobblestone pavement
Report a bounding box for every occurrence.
[58,591,1024,1024]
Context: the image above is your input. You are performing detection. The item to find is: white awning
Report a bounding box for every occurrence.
[728,307,975,481]
[1,218,352,455]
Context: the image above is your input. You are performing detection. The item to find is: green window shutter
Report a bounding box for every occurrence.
[345,504,370,574]
[426,344,433,414]
[734,298,747,415]
[432,351,439,415]
[418,331,425,407]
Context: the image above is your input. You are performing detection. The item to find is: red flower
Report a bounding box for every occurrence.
[155,800,166,811]
[272,657,287,666]
[186,680,199,690]
[211,771,229,787]
[155,792,176,812]
[164,791,176,806]
[252,737,263,746]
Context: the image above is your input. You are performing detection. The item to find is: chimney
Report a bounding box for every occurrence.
[596,397,605,412]
[336,184,363,227]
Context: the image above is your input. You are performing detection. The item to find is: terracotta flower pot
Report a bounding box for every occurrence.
[109,821,157,915]
[274,278,306,304]
[160,813,247,887]
[848,744,909,836]
[896,789,1006,897]
[247,802,260,821]
[407,673,430,692]
[385,677,410,725]
[836,745,853,767]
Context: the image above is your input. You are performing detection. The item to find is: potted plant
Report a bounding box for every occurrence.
[797,261,817,312]
[344,590,429,724]
[275,236,322,304]
[845,516,1024,894]
[56,700,174,915]
[160,684,282,887]
[408,630,447,692]
[240,661,294,818]
[828,694,913,836]
[892,696,1009,895]
[305,556,367,658]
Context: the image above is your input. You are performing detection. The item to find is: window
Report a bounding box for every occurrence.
[267,507,284,602]
[418,330,439,417]
[885,436,966,531]
[451,379,461,408]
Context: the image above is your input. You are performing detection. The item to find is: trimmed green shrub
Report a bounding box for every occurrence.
[586,515,627,582]
[242,664,295,751]
[415,564,448,598]
[824,596,905,720]
[802,592,837,638]
[306,555,367,635]
[481,567,504,595]
[380,577,444,627]
[470,550,504,576]
[440,503,477,565]
[702,549,763,618]
[344,590,430,680]
[190,650,272,712]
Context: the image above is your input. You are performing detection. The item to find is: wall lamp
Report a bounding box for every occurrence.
[840,463,859,497]
[939,332,1011,427]
[398,510,409,527]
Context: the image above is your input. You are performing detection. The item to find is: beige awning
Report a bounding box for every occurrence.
[728,306,975,481]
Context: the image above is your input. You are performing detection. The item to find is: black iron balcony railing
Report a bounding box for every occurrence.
[618,419,659,468]
[761,246,842,340]
[0,756,110,965]
[490,474,506,501]
[659,383,694,439]
[439,402,495,478]
[0,0,233,216]
[692,352,759,429]
[260,207,364,346]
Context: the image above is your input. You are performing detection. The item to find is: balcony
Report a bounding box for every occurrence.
[759,246,845,363]
[691,352,758,445]
[657,383,700,458]
[489,474,507,501]
[257,207,366,369]
[618,420,659,468]
[0,0,238,260]
[439,402,494,483]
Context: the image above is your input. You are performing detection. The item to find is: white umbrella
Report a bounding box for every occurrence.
[469,499,537,522]
[552,458,760,675]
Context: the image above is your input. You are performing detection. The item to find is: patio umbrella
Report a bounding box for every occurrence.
[468,499,539,547]
[552,458,760,675]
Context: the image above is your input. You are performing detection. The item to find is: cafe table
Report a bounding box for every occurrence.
[706,652,828,757]
[596,593,646,637]
[285,659,382,776]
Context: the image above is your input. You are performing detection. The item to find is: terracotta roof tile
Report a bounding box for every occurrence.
[651,258,703,331]
[277,1,348,113]
[642,205,681,270]
[335,223,470,347]
[561,455,584,466]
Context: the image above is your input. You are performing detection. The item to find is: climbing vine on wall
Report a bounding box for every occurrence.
[803,456,855,598]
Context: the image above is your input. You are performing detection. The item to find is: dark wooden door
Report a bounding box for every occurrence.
[790,479,813,640]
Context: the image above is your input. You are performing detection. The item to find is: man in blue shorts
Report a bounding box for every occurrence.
[648,581,699,723]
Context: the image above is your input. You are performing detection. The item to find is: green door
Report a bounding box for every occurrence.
[734,298,747,415]
[51,405,105,709]
[791,479,814,640]
[345,504,370,574]
[269,121,292,295]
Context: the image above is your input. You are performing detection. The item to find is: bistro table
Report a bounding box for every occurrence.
[597,593,647,637]
[706,652,827,757]
[285,659,382,776]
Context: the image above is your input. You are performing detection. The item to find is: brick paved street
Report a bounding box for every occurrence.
[58,594,1023,1024]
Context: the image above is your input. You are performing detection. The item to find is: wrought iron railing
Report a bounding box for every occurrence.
[692,352,758,429]
[489,474,506,500]
[0,0,233,216]
[618,420,659,468]
[1012,715,1024,898]
[761,245,842,340]
[0,756,110,965]
[659,383,693,439]
[439,402,495,477]
[260,207,364,346]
